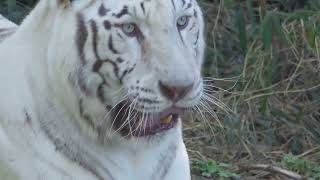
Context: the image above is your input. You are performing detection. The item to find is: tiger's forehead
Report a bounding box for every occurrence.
[80,0,195,24]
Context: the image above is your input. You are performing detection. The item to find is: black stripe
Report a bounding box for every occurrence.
[79,99,95,128]
[140,2,146,14]
[116,30,125,40]
[181,0,186,6]
[0,30,15,42]
[108,35,119,54]
[40,124,106,180]
[116,57,124,63]
[103,20,112,30]
[178,31,186,46]
[76,14,88,65]
[119,63,136,83]
[127,64,136,74]
[77,71,88,95]
[193,9,198,18]
[92,60,103,72]
[97,83,107,103]
[151,143,178,179]
[114,6,129,18]
[137,98,160,104]
[194,30,200,45]
[81,16,125,104]
[90,20,111,101]
[0,28,16,33]
[104,59,120,80]
[185,2,192,10]
[98,4,109,16]
[171,0,176,10]
[90,20,100,59]
[90,20,122,90]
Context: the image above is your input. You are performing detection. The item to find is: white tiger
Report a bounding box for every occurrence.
[0,0,205,179]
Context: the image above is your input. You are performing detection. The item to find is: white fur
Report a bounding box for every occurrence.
[0,0,205,179]
[0,15,17,42]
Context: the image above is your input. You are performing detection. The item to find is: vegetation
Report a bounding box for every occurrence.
[2,0,320,179]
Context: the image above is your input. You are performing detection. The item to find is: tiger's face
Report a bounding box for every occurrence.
[49,0,205,138]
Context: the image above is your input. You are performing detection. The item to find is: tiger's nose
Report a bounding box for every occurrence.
[159,81,194,102]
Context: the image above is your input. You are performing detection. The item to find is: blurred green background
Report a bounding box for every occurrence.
[0,0,36,23]
[1,0,320,179]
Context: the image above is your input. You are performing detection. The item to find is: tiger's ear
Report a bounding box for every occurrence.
[49,0,74,9]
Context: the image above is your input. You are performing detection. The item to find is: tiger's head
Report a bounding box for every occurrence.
[46,0,205,139]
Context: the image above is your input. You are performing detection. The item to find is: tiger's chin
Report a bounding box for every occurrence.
[110,101,188,137]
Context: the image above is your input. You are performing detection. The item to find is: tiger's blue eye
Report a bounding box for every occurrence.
[177,16,190,30]
[122,23,138,37]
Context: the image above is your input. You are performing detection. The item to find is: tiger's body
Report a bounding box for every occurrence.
[0,0,205,179]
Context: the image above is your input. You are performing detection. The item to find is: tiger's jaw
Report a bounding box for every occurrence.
[111,101,187,137]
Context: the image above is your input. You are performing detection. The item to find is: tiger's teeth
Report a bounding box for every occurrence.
[161,115,173,124]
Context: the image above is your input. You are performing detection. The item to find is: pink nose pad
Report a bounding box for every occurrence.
[159,81,194,102]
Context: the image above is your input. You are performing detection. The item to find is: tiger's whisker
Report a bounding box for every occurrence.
[113,97,138,135]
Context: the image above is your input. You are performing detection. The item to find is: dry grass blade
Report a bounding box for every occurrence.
[238,164,306,180]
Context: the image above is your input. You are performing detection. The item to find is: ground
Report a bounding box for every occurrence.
[186,0,320,179]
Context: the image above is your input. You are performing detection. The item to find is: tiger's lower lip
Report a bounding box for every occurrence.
[110,101,185,137]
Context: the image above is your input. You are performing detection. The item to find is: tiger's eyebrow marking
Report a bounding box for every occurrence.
[113,6,129,18]
[140,2,146,15]
[184,2,192,10]
[98,4,109,16]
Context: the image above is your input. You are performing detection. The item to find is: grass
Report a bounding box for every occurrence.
[194,160,240,178]
[281,153,320,178]
[2,0,320,179]
[186,0,320,179]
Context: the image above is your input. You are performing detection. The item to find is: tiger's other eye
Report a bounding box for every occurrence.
[122,23,138,37]
[177,16,190,30]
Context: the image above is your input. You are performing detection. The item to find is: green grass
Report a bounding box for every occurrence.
[2,0,320,179]
[194,160,240,179]
[281,153,320,178]
[188,0,320,179]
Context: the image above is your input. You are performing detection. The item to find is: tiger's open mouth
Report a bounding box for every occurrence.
[111,101,186,137]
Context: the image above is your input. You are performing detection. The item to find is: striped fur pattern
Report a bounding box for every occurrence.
[0,0,205,179]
